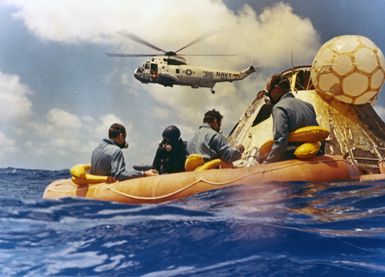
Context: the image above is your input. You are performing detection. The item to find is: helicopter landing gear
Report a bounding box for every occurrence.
[211,88,215,94]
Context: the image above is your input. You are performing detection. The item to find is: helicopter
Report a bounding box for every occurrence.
[107,31,256,94]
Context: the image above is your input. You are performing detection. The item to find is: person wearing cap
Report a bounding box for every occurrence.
[263,73,319,163]
[187,109,244,163]
[152,125,188,174]
[91,123,158,180]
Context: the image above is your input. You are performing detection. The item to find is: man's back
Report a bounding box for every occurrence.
[187,124,219,161]
[187,124,242,163]
[273,93,318,132]
[91,139,118,176]
[265,92,319,163]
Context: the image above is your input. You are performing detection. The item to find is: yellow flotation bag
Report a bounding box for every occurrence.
[259,126,329,160]
[185,154,233,172]
[184,154,205,171]
[294,141,321,159]
[70,164,110,185]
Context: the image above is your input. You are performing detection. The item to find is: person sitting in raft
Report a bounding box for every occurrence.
[152,125,188,174]
[91,123,158,181]
[263,74,320,163]
[187,109,245,164]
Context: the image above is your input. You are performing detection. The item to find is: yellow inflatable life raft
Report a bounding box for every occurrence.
[43,155,361,205]
[259,126,330,160]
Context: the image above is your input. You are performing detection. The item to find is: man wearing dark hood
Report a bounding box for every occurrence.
[91,123,158,180]
[152,125,188,174]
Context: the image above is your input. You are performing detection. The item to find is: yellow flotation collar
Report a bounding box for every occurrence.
[259,126,329,160]
[287,126,330,142]
[185,154,233,172]
[70,164,109,185]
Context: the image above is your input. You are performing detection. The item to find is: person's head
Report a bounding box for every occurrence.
[108,123,128,148]
[265,74,290,105]
[161,125,181,146]
[203,109,223,132]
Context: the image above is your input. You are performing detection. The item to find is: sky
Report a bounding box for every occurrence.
[0,0,385,170]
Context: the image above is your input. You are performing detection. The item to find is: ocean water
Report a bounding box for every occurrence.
[1,168,385,276]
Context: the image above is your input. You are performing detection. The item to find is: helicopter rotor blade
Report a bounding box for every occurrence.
[175,30,219,53]
[179,53,236,56]
[106,53,160,57]
[117,30,167,54]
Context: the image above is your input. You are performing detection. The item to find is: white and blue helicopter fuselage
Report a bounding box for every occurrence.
[134,56,255,93]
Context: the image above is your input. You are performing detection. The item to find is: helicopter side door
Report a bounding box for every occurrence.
[150,63,158,81]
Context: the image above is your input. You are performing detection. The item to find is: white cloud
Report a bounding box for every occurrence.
[0,64,138,168]
[152,107,171,120]
[44,110,127,156]
[0,72,32,122]
[3,107,130,168]
[6,1,319,64]
[47,108,82,129]
[0,131,17,153]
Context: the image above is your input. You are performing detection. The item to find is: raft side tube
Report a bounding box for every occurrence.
[43,155,360,204]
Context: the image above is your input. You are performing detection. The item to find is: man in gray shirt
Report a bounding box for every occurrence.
[91,123,158,181]
[263,74,319,163]
[187,110,244,163]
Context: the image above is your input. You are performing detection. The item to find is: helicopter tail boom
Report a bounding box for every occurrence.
[239,65,256,79]
[214,65,256,83]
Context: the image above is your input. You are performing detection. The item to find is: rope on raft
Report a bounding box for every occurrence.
[107,171,258,201]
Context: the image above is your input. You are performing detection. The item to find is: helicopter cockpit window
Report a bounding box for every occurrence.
[294,70,314,90]
[145,63,150,69]
[252,104,273,127]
